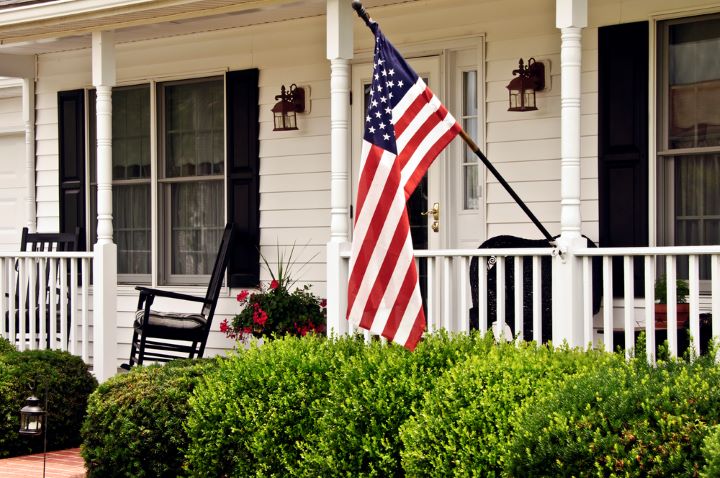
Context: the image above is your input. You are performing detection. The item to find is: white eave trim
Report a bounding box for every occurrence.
[0,0,156,25]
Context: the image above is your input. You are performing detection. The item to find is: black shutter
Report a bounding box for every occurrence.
[58,90,86,251]
[226,69,260,287]
[598,22,648,295]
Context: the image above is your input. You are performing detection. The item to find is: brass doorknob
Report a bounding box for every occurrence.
[421,202,440,221]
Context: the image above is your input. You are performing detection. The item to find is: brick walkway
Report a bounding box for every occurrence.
[0,448,85,478]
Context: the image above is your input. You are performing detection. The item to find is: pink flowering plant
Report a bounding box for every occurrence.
[220,244,327,340]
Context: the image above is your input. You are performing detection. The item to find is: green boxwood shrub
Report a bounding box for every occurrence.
[399,342,621,477]
[701,424,720,478]
[184,335,367,478]
[506,356,720,477]
[0,338,15,355]
[81,358,218,478]
[0,348,97,457]
[297,331,493,477]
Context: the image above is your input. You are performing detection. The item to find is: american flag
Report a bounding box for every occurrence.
[347,25,460,350]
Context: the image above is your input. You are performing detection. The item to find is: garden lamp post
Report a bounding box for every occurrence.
[19,386,48,478]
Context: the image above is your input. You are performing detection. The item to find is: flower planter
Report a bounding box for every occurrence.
[654,303,689,329]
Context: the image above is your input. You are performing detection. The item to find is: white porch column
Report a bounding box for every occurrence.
[22,77,36,232]
[91,31,117,381]
[552,0,587,347]
[326,0,353,337]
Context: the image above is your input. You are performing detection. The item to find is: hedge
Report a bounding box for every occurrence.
[399,342,622,477]
[73,333,720,477]
[506,355,720,477]
[184,335,367,477]
[81,358,218,478]
[0,348,97,458]
[702,424,720,478]
[0,337,15,355]
[297,331,493,477]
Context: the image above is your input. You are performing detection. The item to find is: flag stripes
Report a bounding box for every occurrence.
[347,25,460,350]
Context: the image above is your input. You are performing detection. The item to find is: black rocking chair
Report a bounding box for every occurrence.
[124,223,235,368]
[5,227,81,347]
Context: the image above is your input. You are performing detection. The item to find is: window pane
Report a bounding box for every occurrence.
[463,164,479,210]
[113,86,150,180]
[674,154,720,245]
[668,18,720,148]
[463,71,477,116]
[164,80,224,178]
[673,154,720,279]
[170,180,223,275]
[114,184,151,274]
[463,118,478,163]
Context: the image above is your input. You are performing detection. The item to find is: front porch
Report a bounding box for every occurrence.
[3,243,719,379]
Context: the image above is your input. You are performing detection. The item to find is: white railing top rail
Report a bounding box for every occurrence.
[576,245,720,256]
[339,247,555,259]
[0,251,94,259]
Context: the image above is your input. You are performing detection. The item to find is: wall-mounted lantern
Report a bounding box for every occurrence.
[506,58,545,112]
[272,84,306,131]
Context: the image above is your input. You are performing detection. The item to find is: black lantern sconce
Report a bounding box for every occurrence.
[272,84,306,131]
[506,58,545,112]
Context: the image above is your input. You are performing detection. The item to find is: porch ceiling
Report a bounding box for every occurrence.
[0,0,417,55]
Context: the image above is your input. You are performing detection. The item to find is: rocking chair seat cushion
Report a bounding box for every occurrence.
[134,309,207,331]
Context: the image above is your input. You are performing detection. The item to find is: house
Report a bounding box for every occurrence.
[0,0,718,381]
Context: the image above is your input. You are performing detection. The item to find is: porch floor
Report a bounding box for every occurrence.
[0,448,85,478]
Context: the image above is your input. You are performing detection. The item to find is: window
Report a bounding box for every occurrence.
[89,76,226,285]
[658,15,720,278]
[159,78,224,283]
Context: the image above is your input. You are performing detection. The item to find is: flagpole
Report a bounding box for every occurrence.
[457,130,555,244]
[351,1,555,244]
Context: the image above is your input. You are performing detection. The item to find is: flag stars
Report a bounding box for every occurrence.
[385,107,391,114]
[371,99,378,108]
[381,69,387,77]
[375,111,382,118]
[374,73,379,80]
[366,115,371,122]
[369,126,376,134]
[398,80,404,88]
[380,96,387,103]
[377,84,383,92]
[378,58,384,65]
[383,133,390,141]
[388,68,395,76]
[387,80,394,88]
[379,122,386,130]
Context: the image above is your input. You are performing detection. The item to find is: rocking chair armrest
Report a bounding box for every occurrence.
[135,286,210,304]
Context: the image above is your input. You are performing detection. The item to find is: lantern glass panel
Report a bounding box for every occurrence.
[509,91,520,109]
[524,90,536,109]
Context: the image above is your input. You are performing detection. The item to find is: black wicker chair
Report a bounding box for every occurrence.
[469,235,601,344]
[123,223,235,368]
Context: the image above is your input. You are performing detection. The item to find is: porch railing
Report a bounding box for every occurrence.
[577,246,720,363]
[337,245,720,363]
[0,251,94,362]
